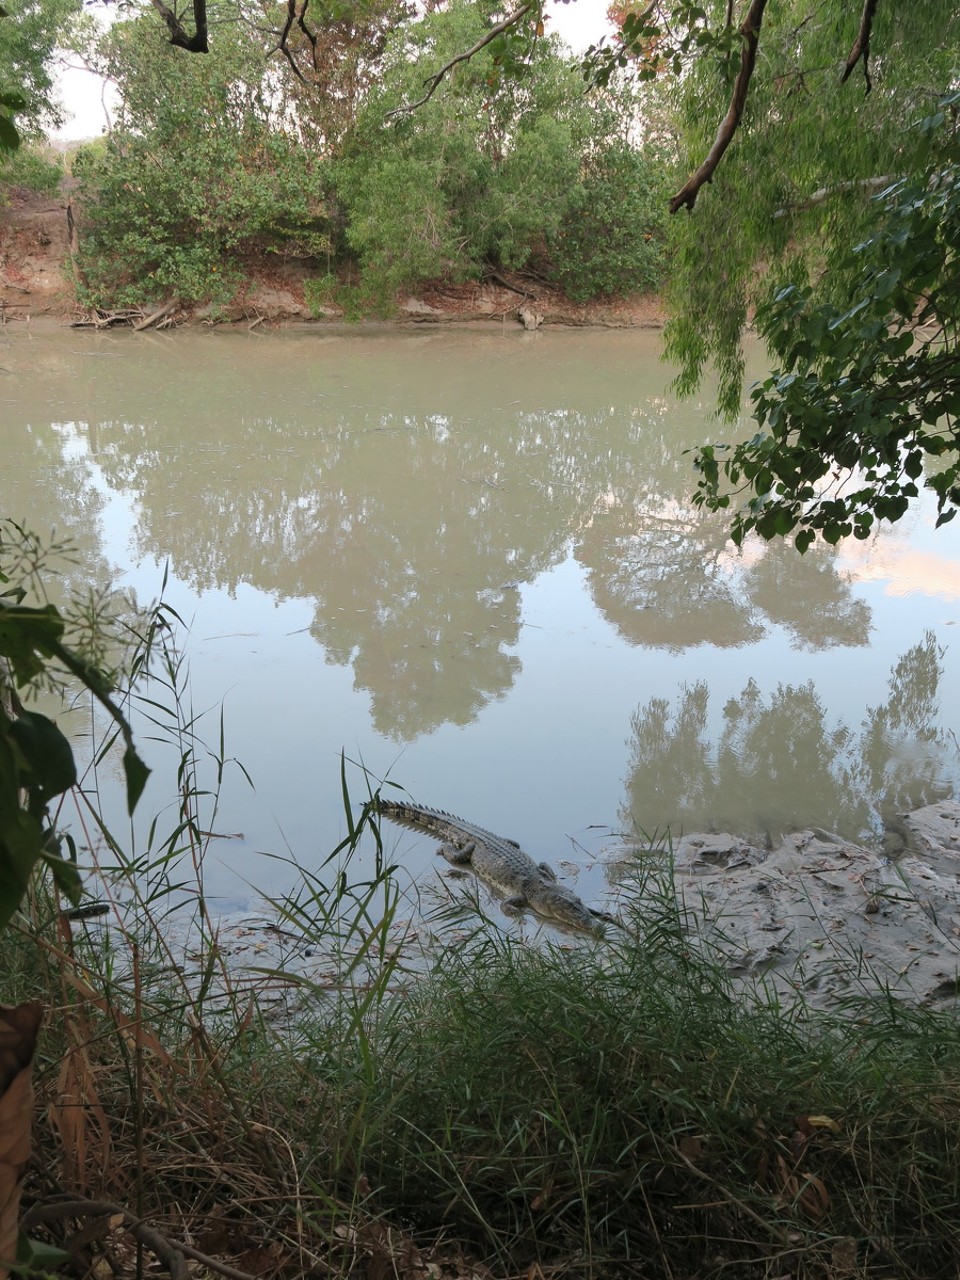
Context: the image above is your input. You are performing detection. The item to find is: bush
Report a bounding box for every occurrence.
[546,140,668,301]
[75,20,332,309]
[0,144,63,198]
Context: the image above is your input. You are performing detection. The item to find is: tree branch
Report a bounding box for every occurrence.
[22,1199,260,1280]
[149,0,208,52]
[385,2,535,120]
[773,173,893,216]
[669,0,768,214]
[841,0,878,92]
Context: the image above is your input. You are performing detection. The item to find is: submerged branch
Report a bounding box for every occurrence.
[669,0,768,214]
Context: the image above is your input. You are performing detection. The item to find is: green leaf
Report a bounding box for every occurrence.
[0,600,66,684]
[123,743,150,814]
[0,113,19,152]
[18,1235,72,1269]
[9,710,77,803]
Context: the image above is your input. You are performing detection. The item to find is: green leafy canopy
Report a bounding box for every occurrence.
[691,96,960,551]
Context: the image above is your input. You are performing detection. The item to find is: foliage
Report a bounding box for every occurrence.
[546,137,667,301]
[657,2,960,413]
[333,0,663,308]
[692,100,960,549]
[0,522,148,932]
[268,0,416,155]
[0,141,62,197]
[0,0,80,140]
[75,14,331,309]
[342,882,960,1277]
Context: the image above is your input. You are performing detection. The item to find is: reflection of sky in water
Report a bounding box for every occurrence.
[6,329,959,911]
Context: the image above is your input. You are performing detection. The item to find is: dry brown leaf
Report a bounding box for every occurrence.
[796,1172,830,1221]
[46,1019,113,1196]
[0,1001,43,1280]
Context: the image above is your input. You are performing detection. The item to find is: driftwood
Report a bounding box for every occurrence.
[133,298,180,331]
[71,299,181,332]
[71,308,143,330]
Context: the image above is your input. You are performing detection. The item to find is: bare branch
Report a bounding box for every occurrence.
[270,0,308,85]
[841,0,879,92]
[773,173,893,217]
[385,2,536,120]
[669,0,768,214]
[149,0,208,52]
[295,0,320,73]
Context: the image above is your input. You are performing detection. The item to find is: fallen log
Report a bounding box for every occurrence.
[133,298,180,331]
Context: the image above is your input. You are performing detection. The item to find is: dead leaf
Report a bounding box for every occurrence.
[0,1001,43,1280]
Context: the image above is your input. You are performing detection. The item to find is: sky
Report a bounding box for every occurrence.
[52,0,614,140]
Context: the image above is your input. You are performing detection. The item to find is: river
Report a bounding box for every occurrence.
[4,323,959,918]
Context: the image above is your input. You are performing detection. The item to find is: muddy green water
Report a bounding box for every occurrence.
[3,325,959,914]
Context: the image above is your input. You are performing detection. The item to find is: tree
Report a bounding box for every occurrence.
[0,0,84,154]
[76,8,331,308]
[333,0,665,308]
[693,105,960,548]
[615,1,959,548]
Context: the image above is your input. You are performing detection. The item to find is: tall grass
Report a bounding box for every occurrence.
[338,882,960,1277]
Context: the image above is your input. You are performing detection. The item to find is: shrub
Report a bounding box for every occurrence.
[546,140,668,301]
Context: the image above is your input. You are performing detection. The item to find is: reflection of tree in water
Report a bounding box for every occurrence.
[95,408,579,740]
[743,546,871,651]
[3,420,114,607]
[623,632,957,843]
[574,408,870,653]
[7,333,879,740]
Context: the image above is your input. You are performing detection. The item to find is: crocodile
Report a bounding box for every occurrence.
[379,798,614,936]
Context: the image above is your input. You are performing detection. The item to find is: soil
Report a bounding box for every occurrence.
[0,182,668,329]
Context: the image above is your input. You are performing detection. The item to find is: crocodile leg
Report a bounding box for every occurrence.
[537,862,558,881]
[501,893,530,915]
[439,840,476,866]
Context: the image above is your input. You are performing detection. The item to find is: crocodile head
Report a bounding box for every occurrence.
[526,881,612,936]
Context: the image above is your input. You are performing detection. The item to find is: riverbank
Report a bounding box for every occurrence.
[9,811,960,1280]
[0,183,667,328]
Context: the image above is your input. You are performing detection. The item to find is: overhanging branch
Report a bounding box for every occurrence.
[669,0,768,214]
[385,2,535,120]
[841,0,878,92]
[149,0,208,52]
[773,173,893,216]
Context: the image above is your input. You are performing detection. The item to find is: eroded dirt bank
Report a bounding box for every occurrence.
[0,184,666,328]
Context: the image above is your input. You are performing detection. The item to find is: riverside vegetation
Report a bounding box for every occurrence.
[4,527,960,1279]
[50,0,669,319]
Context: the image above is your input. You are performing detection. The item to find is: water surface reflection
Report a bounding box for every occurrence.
[3,327,958,897]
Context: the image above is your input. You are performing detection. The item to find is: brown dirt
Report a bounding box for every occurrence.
[0,183,667,329]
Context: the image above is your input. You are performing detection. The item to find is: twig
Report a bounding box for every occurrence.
[669,0,768,214]
[386,2,535,120]
[22,1199,260,1280]
[841,0,878,92]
